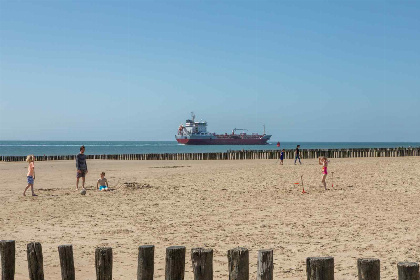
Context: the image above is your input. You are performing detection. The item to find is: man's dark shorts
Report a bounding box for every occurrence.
[77,170,87,178]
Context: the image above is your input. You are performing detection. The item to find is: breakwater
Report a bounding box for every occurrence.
[1,240,419,280]
[1,147,419,162]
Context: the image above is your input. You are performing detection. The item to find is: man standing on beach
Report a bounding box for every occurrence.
[76,145,88,190]
[294,145,302,165]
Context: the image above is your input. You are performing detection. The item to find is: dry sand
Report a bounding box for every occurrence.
[0,157,419,279]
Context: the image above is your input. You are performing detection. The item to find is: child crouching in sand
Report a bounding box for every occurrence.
[97,172,109,191]
[319,156,329,190]
[24,155,37,196]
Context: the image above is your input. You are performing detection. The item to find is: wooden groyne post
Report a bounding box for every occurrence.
[306,256,334,280]
[137,245,154,280]
[357,258,380,280]
[191,248,213,280]
[228,247,249,280]
[27,242,44,280]
[257,249,273,280]
[398,262,420,280]
[0,240,15,280]
[58,245,75,280]
[165,246,186,280]
[95,247,112,280]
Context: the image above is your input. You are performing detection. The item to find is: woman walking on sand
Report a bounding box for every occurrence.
[23,155,37,196]
[319,156,329,190]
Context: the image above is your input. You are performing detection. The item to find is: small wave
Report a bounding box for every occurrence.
[0,145,81,147]
[0,144,173,147]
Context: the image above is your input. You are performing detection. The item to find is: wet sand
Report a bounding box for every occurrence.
[1,157,419,279]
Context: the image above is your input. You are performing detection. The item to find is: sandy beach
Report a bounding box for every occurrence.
[0,157,419,279]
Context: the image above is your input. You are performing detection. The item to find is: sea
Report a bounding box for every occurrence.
[0,141,419,156]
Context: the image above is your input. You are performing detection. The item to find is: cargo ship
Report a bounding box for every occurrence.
[175,113,271,145]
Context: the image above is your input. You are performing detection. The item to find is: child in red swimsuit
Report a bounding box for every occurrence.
[318,156,329,190]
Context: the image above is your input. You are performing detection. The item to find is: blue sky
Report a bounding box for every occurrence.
[0,0,419,141]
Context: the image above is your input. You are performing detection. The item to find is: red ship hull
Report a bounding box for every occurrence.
[176,138,270,145]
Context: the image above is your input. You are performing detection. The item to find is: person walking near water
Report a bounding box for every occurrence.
[23,155,37,196]
[76,145,88,190]
[294,145,301,165]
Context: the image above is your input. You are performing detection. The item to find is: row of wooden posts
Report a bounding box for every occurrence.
[1,147,419,162]
[0,240,419,280]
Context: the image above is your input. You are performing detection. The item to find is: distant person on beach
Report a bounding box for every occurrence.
[280,149,285,165]
[76,145,88,190]
[319,156,329,190]
[97,172,109,191]
[23,155,37,196]
[294,145,301,165]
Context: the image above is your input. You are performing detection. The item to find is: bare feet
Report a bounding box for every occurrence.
[24,192,37,196]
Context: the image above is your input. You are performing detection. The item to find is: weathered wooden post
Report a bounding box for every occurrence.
[357,258,379,280]
[95,247,112,280]
[228,247,249,280]
[27,242,44,280]
[257,249,273,280]
[58,245,75,280]
[137,245,154,280]
[398,262,419,280]
[191,248,213,280]
[0,240,15,280]
[165,246,186,280]
[306,257,334,280]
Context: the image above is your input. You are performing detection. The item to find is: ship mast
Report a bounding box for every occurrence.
[191,112,195,122]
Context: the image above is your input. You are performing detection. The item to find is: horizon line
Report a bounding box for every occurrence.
[1,140,419,143]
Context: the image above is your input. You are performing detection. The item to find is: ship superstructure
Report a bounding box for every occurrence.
[175,113,271,145]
